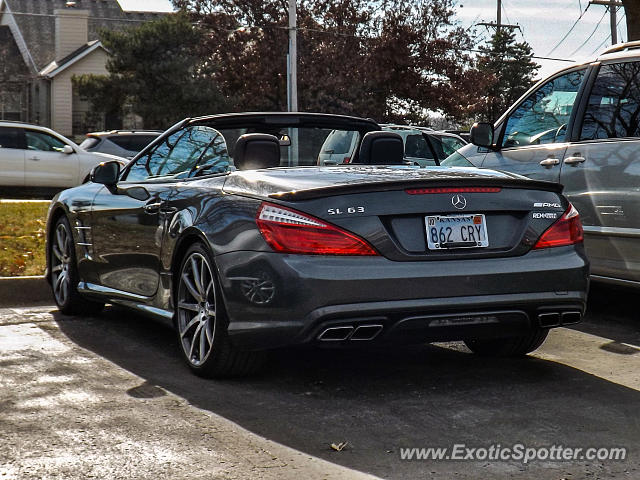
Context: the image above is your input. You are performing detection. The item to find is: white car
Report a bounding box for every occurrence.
[0,121,126,195]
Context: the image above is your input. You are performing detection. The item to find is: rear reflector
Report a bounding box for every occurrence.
[533,204,584,249]
[256,202,378,255]
[406,187,501,194]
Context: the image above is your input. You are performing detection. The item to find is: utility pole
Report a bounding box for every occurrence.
[478,0,520,33]
[287,0,297,112]
[287,0,299,166]
[590,0,623,44]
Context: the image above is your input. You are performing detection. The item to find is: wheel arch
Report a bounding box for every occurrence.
[170,227,216,281]
[170,227,230,319]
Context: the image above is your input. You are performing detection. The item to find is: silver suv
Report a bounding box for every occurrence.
[0,121,126,196]
[448,41,640,287]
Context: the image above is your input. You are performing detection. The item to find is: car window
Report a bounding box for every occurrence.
[441,150,475,167]
[502,69,586,148]
[108,136,133,150]
[125,126,224,182]
[580,61,640,140]
[0,127,25,149]
[127,135,159,152]
[404,134,433,159]
[439,136,466,155]
[321,130,356,155]
[429,135,465,159]
[79,137,99,150]
[24,130,67,152]
[190,130,230,176]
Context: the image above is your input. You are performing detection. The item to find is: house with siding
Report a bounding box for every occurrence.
[0,0,164,136]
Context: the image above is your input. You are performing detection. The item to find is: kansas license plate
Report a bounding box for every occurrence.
[426,214,489,250]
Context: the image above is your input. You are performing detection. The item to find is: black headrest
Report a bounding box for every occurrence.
[358,131,404,165]
[234,134,281,170]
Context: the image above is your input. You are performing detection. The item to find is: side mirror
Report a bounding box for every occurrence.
[62,145,74,154]
[470,122,495,149]
[90,161,120,186]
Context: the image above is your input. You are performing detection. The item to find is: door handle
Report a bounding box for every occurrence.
[564,156,586,165]
[597,205,624,216]
[28,156,40,161]
[144,202,163,213]
[539,158,560,168]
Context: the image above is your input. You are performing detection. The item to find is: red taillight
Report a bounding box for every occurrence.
[256,202,378,256]
[533,204,584,249]
[406,187,502,194]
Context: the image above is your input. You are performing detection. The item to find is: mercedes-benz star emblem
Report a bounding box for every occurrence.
[452,194,467,210]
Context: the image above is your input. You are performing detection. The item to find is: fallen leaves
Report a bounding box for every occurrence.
[330,441,348,452]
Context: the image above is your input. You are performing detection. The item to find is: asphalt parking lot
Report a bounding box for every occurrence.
[1,284,639,480]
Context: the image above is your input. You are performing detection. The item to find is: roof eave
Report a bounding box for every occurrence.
[41,40,104,78]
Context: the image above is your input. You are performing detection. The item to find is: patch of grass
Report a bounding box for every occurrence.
[0,202,49,277]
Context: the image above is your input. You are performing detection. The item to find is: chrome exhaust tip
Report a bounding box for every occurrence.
[561,311,582,325]
[317,326,354,341]
[350,324,383,341]
[538,312,561,328]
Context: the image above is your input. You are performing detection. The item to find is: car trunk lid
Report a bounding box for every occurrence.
[223,166,569,260]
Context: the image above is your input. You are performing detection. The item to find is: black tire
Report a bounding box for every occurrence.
[49,216,104,315]
[174,242,266,378]
[464,328,549,357]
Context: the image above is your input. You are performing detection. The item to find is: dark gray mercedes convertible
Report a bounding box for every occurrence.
[45,113,589,377]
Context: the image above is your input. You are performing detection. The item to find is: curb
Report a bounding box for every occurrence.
[0,276,52,307]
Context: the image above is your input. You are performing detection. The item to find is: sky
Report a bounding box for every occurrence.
[456,0,628,79]
[117,0,627,80]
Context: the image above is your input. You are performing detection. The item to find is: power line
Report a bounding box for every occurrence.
[568,8,608,56]
[501,0,525,41]
[228,22,578,62]
[547,4,590,55]
[585,10,625,55]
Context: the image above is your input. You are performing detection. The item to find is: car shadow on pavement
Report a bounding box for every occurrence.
[572,283,640,348]
[48,294,640,480]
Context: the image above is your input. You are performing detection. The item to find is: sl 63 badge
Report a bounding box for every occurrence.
[328,206,365,215]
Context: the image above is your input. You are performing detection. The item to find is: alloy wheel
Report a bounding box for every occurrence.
[177,251,217,367]
[51,222,72,306]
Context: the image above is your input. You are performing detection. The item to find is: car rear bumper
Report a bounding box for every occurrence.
[214,246,589,350]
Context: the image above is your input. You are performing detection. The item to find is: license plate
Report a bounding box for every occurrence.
[426,214,489,250]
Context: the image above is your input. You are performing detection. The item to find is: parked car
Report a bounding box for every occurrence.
[446,40,640,288]
[0,121,126,196]
[79,130,162,158]
[46,112,588,378]
[317,124,467,167]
